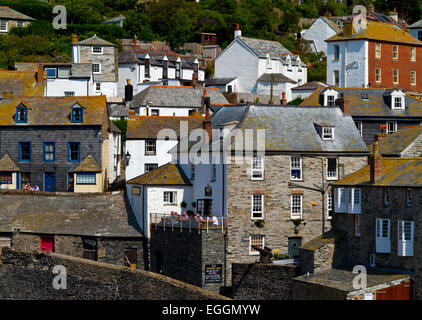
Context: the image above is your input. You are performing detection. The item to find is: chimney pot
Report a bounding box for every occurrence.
[128,110,136,120]
[370,141,382,183]
[282,92,287,105]
[72,34,78,44]
[335,97,350,115]
[37,64,44,85]
[234,24,242,38]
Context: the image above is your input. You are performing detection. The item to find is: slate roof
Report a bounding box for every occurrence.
[334,158,422,187]
[237,36,292,60]
[0,154,19,172]
[205,78,236,86]
[0,96,108,126]
[321,17,341,33]
[14,62,92,79]
[257,73,296,84]
[407,19,422,29]
[301,88,422,118]
[293,268,411,293]
[0,71,45,96]
[0,191,143,237]
[326,21,422,46]
[127,116,203,140]
[174,105,368,154]
[73,155,101,172]
[76,34,116,46]
[369,126,422,156]
[301,230,344,251]
[0,6,35,20]
[127,163,192,186]
[210,105,368,153]
[292,81,328,91]
[132,85,228,108]
[108,103,129,118]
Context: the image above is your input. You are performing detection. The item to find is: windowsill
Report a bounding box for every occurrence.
[163,203,177,206]
[290,178,303,182]
[251,178,264,181]
[249,252,260,256]
[251,216,264,220]
[327,177,338,181]
[76,183,97,185]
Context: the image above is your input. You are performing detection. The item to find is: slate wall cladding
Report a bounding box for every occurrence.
[225,154,367,285]
[356,119,422,145]
[150,227,227,293]
[0,248,228,300]
[0,126,103,192]
[11,233,145,270]
[79,46,118,82]
[230,263,300,300]
[332,187,421,272]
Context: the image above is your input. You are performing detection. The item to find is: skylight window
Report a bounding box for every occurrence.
[361,93,369,100]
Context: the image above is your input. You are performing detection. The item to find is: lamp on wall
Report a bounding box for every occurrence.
[125,151,131,166]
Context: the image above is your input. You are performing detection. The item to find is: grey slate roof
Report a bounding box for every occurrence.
[205,78,236,86]
[77,34,116,46]
[108,103,129,118]
[174,105,368,153]
[132,86,228,108]
[238,36,292,60]
[0,191,143,237]
[0,6,35,20]
[408,19,422,29]
[257,73,296,84]
[302,88,422,118]
[292,81,328,91]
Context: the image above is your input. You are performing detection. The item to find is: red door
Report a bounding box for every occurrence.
[40,236,55,252]
[376,281,414,300]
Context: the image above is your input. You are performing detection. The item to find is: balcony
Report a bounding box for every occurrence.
[150,213,227,233]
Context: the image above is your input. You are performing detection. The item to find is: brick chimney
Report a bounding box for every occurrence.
[390,8,398,22]
[128,110,136,120]
[133,35,138,48]
[368,4,375,15]
[37,64,44,85]
[72,34,78,44]
[202,94,211,142]
[234,24,242,38]
[281,92,287,105]
[335,97,350,115]
[2,91,13,98]
[370,141,382,184]
[343,20,354,37]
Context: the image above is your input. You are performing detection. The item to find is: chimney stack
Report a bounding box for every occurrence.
[343,20,354,37]
[202,95,211,142]
[72,34,78,44]
[133,35,138,48]
[234,24,242,38]
[281,92,287,105]
[129,110,136,120]
[125,79,133,102]
[370,141,382,184]
[37,63,44,85]
[2,91,13,99]
[335,97,350,115]
[368,4,375,15]
[390,8,398,22]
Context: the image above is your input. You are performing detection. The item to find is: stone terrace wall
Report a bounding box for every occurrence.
[230,263,300,300]
[0,247,229,300]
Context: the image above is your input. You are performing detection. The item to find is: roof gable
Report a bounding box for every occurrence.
[127,163,191,186]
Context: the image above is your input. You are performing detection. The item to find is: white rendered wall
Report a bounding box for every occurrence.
[303,18,338,55]
[45,79,90,96]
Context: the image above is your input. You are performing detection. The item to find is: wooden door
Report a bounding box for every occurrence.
[40,236,55,252]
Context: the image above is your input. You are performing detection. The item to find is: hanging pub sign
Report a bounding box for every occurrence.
[205,264,223,283]
[205,185,212,196]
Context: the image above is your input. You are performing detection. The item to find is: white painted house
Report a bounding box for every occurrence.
[125,112,204,181]
[212,27,307,102]
[118,48,206,97]
[302,17,341,55]
[408,19,422,41]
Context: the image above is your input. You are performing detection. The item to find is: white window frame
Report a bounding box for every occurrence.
[92,45,103,54]
[347,188,361,214]
[375,68,381,83]
[291,194,303,219]
[334,45,340,60]
[251,194,264,219]
[327,193,333,220]
[92,63,101,74]
[386,121,397,134]
[375,43,381,59]
[393,97,404,110]
[334,187,348,213]
[249,235,265,256]
[376,218,391,253]
[163,191,177,205]
[0,19,8,32]
[326,158,338,180]
[17,20,24,27]
[322,127,335,140]
[393,46,399,60]
[290,156,302,181]
[251,155,264,180]
[326,95,336,106]
[411,71,416,86]
[411,47,416,62]
[393,69,399,84]
[356,121,363,136]
[398,220,414,257]
[333,70,340,86]
[95,82,101,92]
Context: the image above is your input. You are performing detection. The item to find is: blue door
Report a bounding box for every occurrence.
[44,172,55,192]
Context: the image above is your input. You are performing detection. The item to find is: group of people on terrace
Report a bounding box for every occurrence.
[24,182,39,192]
[168,211,219,226]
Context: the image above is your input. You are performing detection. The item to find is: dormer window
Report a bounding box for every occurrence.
[391,90,405,110]
[145,58,150,77]
[16,105,27,123]
[323,89,339,106]
[322,127,335,140]
[71,106,83,123]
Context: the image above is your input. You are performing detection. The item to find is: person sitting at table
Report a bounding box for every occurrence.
[181,211,189,220]
[24,182,32,191]
[207,213,219,226]
[32,185,40,192]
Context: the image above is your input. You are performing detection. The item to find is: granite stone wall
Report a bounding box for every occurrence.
[0,248,228,300]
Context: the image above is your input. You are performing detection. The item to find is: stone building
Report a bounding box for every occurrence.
[72,34,119,97]
[301,87,422,145]
[0,95,120,192]
[0,191,146,269]
[0,6,34,33]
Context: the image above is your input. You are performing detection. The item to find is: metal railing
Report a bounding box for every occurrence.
[150,213,227,233]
